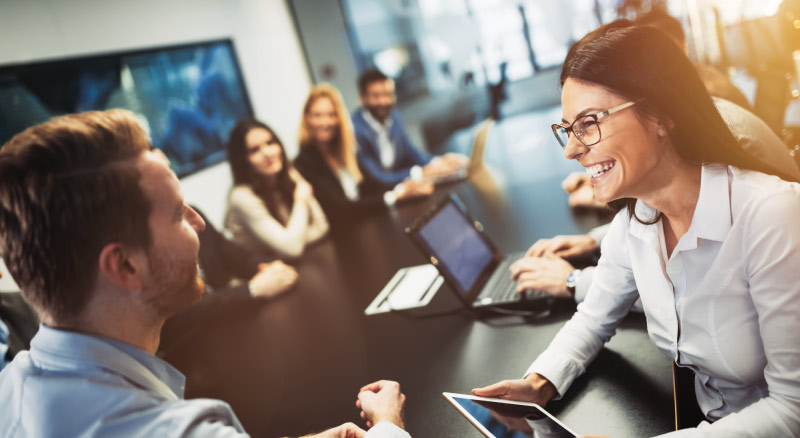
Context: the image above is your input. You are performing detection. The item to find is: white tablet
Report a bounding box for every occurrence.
[443,392,578,438]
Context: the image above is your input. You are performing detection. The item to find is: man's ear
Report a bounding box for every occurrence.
[97,243,145,292]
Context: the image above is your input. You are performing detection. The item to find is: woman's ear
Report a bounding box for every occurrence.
[657,118,675,137]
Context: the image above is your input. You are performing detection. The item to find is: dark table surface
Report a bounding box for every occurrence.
[160,111,674,438]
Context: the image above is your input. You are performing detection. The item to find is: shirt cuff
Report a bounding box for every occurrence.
[410,165,424,181]
[366,421,411,438]
[574,267,594,304]
[384,190,398,206]
[525,351,585,400]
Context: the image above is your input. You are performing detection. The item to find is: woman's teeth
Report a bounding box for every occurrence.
[586,161,616,178]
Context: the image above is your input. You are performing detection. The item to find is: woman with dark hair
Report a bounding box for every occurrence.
[225,119,328,259]
[475,23,800,435]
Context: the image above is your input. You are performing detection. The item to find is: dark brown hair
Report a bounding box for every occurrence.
[357,68,390,95]
[0,110,152,323]
[561,22,794,223]
[227,119,295,225]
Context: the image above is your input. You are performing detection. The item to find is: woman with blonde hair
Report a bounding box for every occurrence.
[294,83,432,225]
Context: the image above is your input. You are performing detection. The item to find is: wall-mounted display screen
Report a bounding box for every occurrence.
[0,39,253,177]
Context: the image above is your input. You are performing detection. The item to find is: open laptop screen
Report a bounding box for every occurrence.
[416,202,494,295]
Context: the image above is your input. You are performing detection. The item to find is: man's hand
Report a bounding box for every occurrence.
[509,255,575,298]
[248,261,298,298]
[304,423,366,438]
[525,234,599,259]
[441,153,469,169]
[472,373,557,407]
[394,180,433,201]
[422,154,466,178]
[356,380,406,429]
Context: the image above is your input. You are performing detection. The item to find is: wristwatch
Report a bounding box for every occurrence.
[565,269,581,297]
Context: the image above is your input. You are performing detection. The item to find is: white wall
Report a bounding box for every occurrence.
[0,0,312,228]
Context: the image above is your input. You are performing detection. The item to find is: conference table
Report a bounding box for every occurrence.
[160,110,675,437]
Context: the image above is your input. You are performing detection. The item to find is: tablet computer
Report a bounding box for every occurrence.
[443,392,578,438]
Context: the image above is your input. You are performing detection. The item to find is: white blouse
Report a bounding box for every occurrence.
[527,164,800,437]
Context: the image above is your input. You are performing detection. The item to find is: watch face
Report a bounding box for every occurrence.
[565,270,580,288]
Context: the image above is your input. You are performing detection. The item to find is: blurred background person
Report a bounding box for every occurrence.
[352,69,467,187]
[295,84,432,227]
[225,119,328,259]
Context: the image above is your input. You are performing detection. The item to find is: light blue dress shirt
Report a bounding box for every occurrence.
[0,324,248,437]
[0,318,8,370]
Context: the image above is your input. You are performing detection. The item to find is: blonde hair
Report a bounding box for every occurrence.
[299,83,363,182]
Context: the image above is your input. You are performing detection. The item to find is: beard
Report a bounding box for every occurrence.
[141,245,205,319]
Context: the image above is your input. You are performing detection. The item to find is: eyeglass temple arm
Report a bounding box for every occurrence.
[597,100,641,119]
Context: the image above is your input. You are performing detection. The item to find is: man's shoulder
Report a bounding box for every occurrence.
[0,356,246,437]
[351,108,373,137]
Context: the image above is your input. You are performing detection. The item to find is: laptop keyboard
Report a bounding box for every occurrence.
[475,254,547,303]
[477,255,549,303]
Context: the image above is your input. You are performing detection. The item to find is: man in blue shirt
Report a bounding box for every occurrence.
[352,69,468,186]
[0,110,409,438]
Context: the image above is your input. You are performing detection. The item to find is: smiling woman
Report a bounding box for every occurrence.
[474,22,800,437]
[224,118,329,259]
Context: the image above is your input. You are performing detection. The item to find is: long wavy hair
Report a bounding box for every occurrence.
[299,83,363,182]
[562,22,796,224]
[227,118,295,225]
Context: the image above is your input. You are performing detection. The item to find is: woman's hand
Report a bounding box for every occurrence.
[525,234,599,259]
[472,373,558,406]
[510,255,575,298]
[294,179,314,204]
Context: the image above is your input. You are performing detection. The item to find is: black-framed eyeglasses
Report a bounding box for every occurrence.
[551,100,641,149]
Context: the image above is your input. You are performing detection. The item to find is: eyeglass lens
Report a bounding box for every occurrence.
[555,115,601,148]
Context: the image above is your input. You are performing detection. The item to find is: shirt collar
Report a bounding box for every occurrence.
[690,164,731,242]
[628,164,732,246]
[29,324,185,399]
[361,108,392,133]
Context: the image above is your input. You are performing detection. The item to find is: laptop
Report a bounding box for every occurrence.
[405,196,549,310]
[429,118,493,185]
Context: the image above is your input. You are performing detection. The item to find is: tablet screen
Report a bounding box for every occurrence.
[445,394,577,438]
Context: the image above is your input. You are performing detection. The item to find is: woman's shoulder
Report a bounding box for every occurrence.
[228,185,262,208]
[729,166,800,201]
[728,165,800,223]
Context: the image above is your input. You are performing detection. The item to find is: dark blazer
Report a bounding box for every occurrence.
[195,208,264,298]
[352,108,433,186]
[294,144,393,226]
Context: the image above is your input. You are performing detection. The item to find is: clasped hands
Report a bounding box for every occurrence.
[304,380,406,438]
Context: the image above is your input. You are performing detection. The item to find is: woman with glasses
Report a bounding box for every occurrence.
[475,22,800,436]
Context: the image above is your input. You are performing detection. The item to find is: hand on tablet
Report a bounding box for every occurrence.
[356,380,406,429]
[471,373,557,407]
